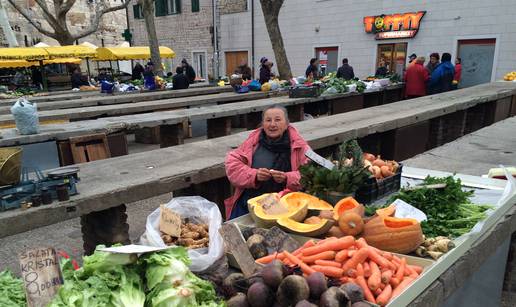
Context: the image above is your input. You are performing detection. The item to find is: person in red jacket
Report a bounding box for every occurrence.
[404,56,430,99]
[453,57,462,89]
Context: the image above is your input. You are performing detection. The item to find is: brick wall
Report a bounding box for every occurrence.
[219,0,247,15]
[129,0,214,79]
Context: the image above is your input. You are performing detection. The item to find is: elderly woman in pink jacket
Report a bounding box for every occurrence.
[224,105,311,219]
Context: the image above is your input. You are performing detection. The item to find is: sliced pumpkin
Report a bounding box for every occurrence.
[248,193,308,228]
[281,192,333,211]
[376,203,396,217]
[333,197,365,220]
[277,217,334,237]
[362,216,423,254]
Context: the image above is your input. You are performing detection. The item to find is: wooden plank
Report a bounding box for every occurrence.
[107,132,128,157]
[160,124,184,148]
[219,223,259,277]
[69,134,111,163]
[56,141,74,166]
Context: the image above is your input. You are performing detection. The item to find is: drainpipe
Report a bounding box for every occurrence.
[251,0,255,78]
[212,0,219,81]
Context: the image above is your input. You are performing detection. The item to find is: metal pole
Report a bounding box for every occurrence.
[39,60,48,91]
[86,58,91,80]
[212,0,219,81]
[251,0,255,79]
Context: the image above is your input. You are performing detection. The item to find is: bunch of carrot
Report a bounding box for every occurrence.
[256,236,423,306]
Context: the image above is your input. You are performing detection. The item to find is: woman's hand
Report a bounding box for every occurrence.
[256,168,272,182]
[270,169,287,183]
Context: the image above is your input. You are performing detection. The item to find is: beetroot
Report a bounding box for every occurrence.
[247,281,274,307]
[305,272,327,299]
[276,275,310,306]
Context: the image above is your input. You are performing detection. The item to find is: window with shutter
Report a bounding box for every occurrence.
[191,0,199,12]
[155,0,168,17]
[166,0,181,14]
[132,4,143,19]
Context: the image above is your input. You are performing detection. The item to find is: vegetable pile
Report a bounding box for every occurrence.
[416,236,455,260]
[0,270,26,307]
[49,245,223,307]
[388,176,492,238]
[321,73,367,93]
[160,222,210,249]
[253,236,422,306]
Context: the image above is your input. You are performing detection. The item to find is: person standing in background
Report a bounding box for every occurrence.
[336,58,355,80]
[404,56,429,99]
[132,63,144,80]
[181,59,196,84]
[408,53,417,66]
[172,66,190,90]
[259,57,274,84]
[305,58,319,80]
[426,53,440,74]
[234,59,252,80]
[453,57,462,89]
[375,59,389,77]
[429,53,455,94]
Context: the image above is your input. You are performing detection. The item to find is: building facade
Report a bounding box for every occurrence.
[129,0,215,80]
[219,0,516,87]
[0,0,127,48]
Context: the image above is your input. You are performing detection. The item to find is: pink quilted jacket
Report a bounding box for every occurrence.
[224,125,310,219]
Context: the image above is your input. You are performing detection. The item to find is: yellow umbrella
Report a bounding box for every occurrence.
[0,58,81,69]
[94,46,175,61]
[0,47,48,61]
[42,45,96,59]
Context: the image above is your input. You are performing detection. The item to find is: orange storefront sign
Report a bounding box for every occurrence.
[364,11,426,39]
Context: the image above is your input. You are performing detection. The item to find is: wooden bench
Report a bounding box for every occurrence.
[0,81,514,245]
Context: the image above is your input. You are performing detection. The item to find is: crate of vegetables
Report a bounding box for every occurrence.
[289,85,321,98]
[355,154,403,204]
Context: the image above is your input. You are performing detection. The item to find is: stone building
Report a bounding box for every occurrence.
[128,0,215,80]
[0,0,127,48]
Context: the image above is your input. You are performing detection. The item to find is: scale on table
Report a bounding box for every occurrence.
[0,147,80,211]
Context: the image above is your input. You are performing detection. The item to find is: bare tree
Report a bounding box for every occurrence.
[259,0,292,79]
[7,0,131,46]
[139,0,163,76]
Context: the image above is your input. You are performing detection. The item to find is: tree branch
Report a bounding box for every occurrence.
[60,0,76,16]
[72,0,132,40]
[33,0,62,30]
[6,0,56,38]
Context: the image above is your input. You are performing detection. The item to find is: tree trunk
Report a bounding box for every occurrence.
[54,34,75,46]
[142,0,163,76]
[260,0,292,80]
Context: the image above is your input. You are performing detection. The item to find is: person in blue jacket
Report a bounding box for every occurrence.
[428,53,455,95]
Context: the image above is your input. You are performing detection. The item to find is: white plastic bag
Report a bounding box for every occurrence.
[10,98,39,135]
[140,196,224,272]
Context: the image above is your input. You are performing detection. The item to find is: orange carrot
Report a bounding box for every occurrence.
[355,237,369,249]
[346,268,358,278]
[348,250,356,257]
[335,250,349,263]
[367,247,396,270]
[405,265,419,278]
[311,265,344,278]
[376,284,393,306]
[301,236,355,256]
[374,288,382,296]
[363,262,372,278]
[382,251,393,261]
[391,277,415,299]
[356,276,376,303]
[342,248,369,272]
[356,263,365,276]
[340,277,350,284]
[368,261,382,291]
[395,257,406,282]
[381,270,393,284]
[301,251,336,263]
[293,240,316,256]
[408,264,423,275]
[256,252,285,264]
[314,260,342,268]
[283,251,315,275]
[379,282,386,290]
[389,277,400,288]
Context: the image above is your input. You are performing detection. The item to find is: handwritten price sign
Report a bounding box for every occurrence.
[19,247,63,307]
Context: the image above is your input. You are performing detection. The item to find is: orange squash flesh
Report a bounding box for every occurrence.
[334,197,365,220]
[383,218,416,228]
[376,204,396,217]
[362,216,423,254]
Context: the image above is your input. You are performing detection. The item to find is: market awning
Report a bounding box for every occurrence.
[0,47,48,61]
[94,46,175,61]
[0,58,82,69]
[43,45,97,59]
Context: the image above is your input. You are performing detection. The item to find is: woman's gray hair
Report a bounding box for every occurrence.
[261,105,290,123]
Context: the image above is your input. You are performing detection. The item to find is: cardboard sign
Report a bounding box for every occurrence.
[258,193,288,215]
[19,247,63,307]
[305,149,336,170]
[159,205,182,237]
[219,223,259,277]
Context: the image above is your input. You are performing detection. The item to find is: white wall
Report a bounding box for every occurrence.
[220,0,516,80]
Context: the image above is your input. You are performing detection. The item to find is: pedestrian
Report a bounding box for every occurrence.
[181,59,196,84]
[305,58,319,80]
[132,63,144,80]
[234,59,252,80]
[259,57,274,84]
[143,62,156,90]
[375,59,388,77]
[172,66,190,90]
[31,67,43,89]
[408,53,417,66]
[336,58,355,80]
[71,68,89,89]
[404,56,429,99]
[453,57,462,89]
[426,53,440,74]
[428,53,455,94]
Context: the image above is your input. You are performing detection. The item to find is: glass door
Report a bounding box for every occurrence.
[193,52,206,80]
[376,43,407,76]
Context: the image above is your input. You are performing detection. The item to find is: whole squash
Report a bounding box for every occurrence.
[362,215,423,254]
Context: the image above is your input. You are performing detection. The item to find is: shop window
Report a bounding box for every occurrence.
[155,0,168,17]
[191,0,199,12]
[376,43,407,76]
[133,4,143,19]
[167,0,182,14]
